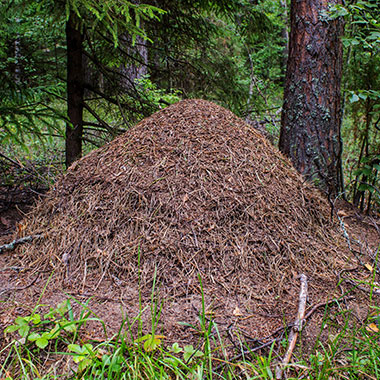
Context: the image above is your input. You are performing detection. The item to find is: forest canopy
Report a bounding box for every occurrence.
[0,0,379,212]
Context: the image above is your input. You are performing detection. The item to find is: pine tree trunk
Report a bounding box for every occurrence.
[65,12,84,168]
[119,34,148,91]
[280,0,289,78]
[279,0,344,196]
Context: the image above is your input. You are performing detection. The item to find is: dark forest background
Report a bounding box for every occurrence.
[0,0,379,213]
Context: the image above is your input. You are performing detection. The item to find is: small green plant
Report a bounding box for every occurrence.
[4,300,79,349]
[4,271,380,379]
[67,343,97,373]
[135,333,165,352]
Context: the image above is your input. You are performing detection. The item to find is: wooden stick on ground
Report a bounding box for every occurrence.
[275,274,308,380]
[0,234,43,254]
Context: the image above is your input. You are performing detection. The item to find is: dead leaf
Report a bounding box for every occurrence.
[365,263,374,273]
[183,194,189,203]
[207,224,215,232]
[366,323,379,333]
[16,222,27,236]
[233,306,243,316]
[337,210,348,218]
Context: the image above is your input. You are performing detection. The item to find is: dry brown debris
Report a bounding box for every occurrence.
[9,99,352,340]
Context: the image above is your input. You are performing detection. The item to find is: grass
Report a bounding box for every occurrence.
[2,280,380,380]
[2,248,379,379]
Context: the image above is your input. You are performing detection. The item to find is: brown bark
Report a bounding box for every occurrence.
[279,0,344,196]
[280,0,289,77]
[65,12,84,168]
[119,34,148,90]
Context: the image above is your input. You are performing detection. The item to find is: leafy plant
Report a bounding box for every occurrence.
[4,300,80,349]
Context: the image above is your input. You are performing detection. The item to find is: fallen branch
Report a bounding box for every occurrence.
[0,234,43,254]
[304,296,354,321]
[0,272,40,298]
[276,274,308,380]
[215,294,351,377]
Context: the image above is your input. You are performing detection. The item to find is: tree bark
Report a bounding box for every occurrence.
[121,34,148,89]
[279,0,289,78]
[279,0,344,196]
[65,12,84,168]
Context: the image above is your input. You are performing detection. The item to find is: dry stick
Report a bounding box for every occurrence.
[369,216,380,238]
[0,234,43,254]
[0,272,40,296]
[275,274,308,380]
[213,295,352,376]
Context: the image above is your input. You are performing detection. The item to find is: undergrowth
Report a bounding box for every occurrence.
[2,271,380,379]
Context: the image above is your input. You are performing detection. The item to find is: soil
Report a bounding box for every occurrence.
[1,100,379,361]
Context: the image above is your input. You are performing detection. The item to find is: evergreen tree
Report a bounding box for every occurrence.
[279,0,344,196]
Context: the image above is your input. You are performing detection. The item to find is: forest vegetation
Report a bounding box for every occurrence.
[0,0,379,211]
[0,0,380,379]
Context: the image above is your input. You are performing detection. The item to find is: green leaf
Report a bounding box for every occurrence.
[36,336,49,349]
[61,321,77,333]
[68,343,94,355]
[14,316,28,326]
[18,325,30,338]
[143,334,164,352]
[24,313,41,325]
[4,325,20,334]
[349,93,359,103]
[349,38,360,46]
[362,167,373,176]
[72,355,85,364]
[28,332,41,341]
[368,32,380,40]
[78,357,93,372]
[68,343,83,354]
[183,345,203,362]
[358,183,371,192]
[169,342,182,354]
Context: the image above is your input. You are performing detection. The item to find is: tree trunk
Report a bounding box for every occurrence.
[279,0,289,78]
[279,0,344,196]
[119,34,148,91]
[65,12,84,168]
[14,18,22,85]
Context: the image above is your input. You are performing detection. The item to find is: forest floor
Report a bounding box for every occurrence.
[1,160,380,355]
[1,172,380,366]
[1,101,380,376]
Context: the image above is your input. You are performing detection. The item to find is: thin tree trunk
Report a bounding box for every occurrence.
[65,12,84,168]
[14,18,22,85]
[279,0,344,196]
[119,34,148,90]
[279,0,289,78]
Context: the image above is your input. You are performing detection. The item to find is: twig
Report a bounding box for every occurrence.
[0,234,43,254]
[212,338,280,374]
[0,150,23,168]
[0,266,24,272]
[0,272,40,297]
[304,296,354,321]
[276,274,308,380]
[215,295,350,377]
[369,216,380,238]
